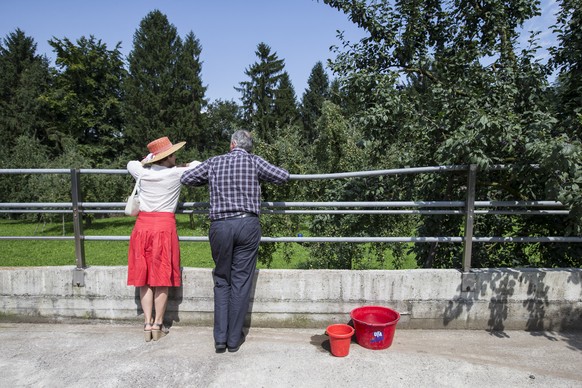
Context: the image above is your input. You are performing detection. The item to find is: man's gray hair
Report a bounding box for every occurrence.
[231,130,253,152]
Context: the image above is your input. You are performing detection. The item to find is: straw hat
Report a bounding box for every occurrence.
[141,136,186,165]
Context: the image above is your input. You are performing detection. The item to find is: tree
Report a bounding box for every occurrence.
[304,101,381,269]
[200,99,244,157]
[0,135,50,214]
[550,0,582,141]
[252,120,308,268]
[300,61,329,143]
[322,0,582,268]
[311,101,356,173]
[123,10,205,157]
[236,42,285,142]
[42,35,126,164]
[0,29,52,151]
[173,31,206,150]
[273,71,299,129]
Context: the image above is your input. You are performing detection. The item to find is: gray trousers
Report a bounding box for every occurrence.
[209,216,261,347]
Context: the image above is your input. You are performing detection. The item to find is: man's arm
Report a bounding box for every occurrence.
[254,156,290,184]
[180,161,209,186]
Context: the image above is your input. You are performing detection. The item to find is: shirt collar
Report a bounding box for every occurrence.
[150,164,171,171]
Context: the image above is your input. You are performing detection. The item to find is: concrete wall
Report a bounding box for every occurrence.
[0,266,581,331]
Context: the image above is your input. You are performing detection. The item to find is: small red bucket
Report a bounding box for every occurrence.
[350,306,400,350]
[326,323,355,357]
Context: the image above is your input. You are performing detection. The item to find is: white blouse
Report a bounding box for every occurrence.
[127,160,201,213]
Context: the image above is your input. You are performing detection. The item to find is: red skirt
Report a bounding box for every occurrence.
[127,212,181,287]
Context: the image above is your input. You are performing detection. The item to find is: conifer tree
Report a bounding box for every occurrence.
[236,42,285,142]
[0,29,52,205]
[124,10,205,156]
[0,29,51,150]
[550,0,582,141]
[174,31,206,151]
[273,71,299,129]
[300,61,329,143]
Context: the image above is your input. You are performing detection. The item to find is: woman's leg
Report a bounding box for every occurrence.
[140,286,154,341]
[153,287,169,326]
[140,286,154,326]
[151,287,169,341]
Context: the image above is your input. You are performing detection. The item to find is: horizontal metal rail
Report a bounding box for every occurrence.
[1,165,580,279]
[2,235,581,243]
[4,200,564,207]
[0,200,568,215]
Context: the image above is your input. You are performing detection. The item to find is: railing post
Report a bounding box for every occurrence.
[462,164,477,274]
[71,168,86,286]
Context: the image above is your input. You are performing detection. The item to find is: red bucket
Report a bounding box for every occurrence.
[326,323,355,357]
[350,306,400,350]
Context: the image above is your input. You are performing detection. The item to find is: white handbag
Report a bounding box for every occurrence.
[124,176,141,216]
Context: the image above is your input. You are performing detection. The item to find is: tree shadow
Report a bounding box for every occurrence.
[557,269,582,352]
[487,269,517,333]
[442,270,477,327]
[443,268,582,349]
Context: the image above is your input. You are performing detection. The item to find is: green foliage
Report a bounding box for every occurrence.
[173,31,206,147]
[236,42,286,142]
[300,61,330,143]
[0,29,52,152]
[323,0,582,268]
[273,72,300,129]
[123,10,206,157]
[312,100,364,173]
[42,35,126,164]
[2,4,582,270]
[199,99,243,157]
[253,124,309,266]
[549,0,582,141]
[303,100,404,269]
[0,136,50,210]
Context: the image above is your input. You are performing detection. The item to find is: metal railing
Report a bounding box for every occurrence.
[1,165,580,284]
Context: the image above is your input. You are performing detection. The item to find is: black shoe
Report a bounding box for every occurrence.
[215,342,227,353]
[227,336,245,353]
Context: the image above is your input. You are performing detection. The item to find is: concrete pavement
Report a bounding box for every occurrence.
[1,322,581,387]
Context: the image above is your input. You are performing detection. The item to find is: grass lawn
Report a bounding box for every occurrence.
[0,215,416,269]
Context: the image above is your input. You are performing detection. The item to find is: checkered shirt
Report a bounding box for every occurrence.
[180,148,289,220]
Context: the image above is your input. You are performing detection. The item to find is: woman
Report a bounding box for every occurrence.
[127,136,200,342]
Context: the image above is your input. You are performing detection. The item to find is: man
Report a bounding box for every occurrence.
[181,130,290,353]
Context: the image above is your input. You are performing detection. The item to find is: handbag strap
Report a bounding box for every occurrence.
[130,175,142,196]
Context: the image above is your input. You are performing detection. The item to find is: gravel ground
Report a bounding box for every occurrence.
[1,322,581,387]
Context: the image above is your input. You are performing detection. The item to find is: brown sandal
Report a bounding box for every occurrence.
[144,323,153,342]
[151,323,168,341]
